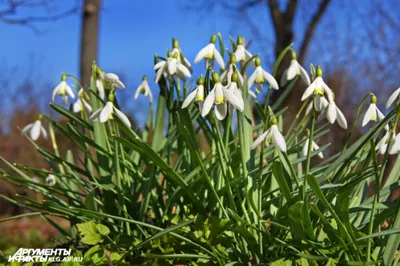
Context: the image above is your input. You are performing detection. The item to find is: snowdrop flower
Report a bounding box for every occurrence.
[281,50,310,86]
[89,93,131,127]
[73,88,92,114]
[155,51,191,83]
[181,75,205,112]
[386,87,400,109]
[22,114,47,141]
[96,78,105,99]
[96,69,126,99]
[248,57,279,92]
[171,38,192,73]
[251,116,286,152]
[325,100,348,129]
[302,130,323,158]
[362,95,387,129]
[377,131,400,155]
[234,36,252,63]
[201,72,244,120]
[305,96,328,115]
[194,34,225,69]
[226,71,245,114]
[45,174,56,186]
[220,53,244,86]
[134,76,153,103]
[301,66,333,111]
[52,75,75,104]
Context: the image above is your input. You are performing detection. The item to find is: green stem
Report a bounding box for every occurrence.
[304,105,315,200]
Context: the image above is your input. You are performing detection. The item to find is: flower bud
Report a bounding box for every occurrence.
[167,49,172,58]
[61,74,66,81]
[172,38,179,49]
[229,53,237,64]
[237,36,244,46]
[210,34,217,44]
[197,75,205,85]
[37,114,44,121]
[255,57,261,67]
[212,71,221,83]
[291,50,297,60]
[371,94,377,104]
[142,75,147,81]
[316,66,323,77]
[231,70,239,83]
[270,116,278,125]
[108,92,115,102]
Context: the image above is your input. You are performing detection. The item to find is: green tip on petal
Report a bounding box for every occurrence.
[270,116,278,125]
[212,71,220,83]
[142,75,147,81]
[371,94,377,104]
[291,50,297,60]
[172,38,179,49]
[237,36,244,45]
[210,34,217,44]
[197,75,205,85]
[231,70,239,83]
[37,114,44,121]
[316,66,323,77]
[108,93,115,102]
[255,57,261,67]
[230,53,237,64]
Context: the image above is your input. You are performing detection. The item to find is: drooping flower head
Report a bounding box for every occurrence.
[301,66,333,112]
[377,130,400,155]
[248,57,279,92]
[89,92,131,127]
[322,91,348,129]
[251,116,286,152]
[234,36,252,63]
[21,114,47,141]
[386,87,400,109]
[302,129,323,159]
[52,74,75,104]
[134,76,153,103]
[194,34,225,69]
[73,88,92,114]
[96,67,126,99]
[220,53,244,86]
[171,38,192,73]
[182,75,205,112]
[281,50,310,86]
[45,174,56,186]
[362,94,387,129]
[201,71,244,120]
[155,50,191,83]
[226,70,245,114]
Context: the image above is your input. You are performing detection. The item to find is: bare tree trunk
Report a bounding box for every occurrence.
[79,0,101,85]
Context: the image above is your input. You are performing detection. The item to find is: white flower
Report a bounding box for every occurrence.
[234,36,252,62]
[386,87,400,109]
[226,81,244,114]
[201,72,244,120]
[248,57,279,92]
[22,116,47,141]
[220,54,244,86]
[101,72,126,89]
[281,52,310,86]
[155,52,191,83]
[377,131,400,155]
[52,79,75,104]
[172,39,192,73]
[134,76,153,103]
[302,137,323,159]
[96,79,105,99]
[45,174,56,186]
[90,100,131,127]
[325,101,348,129]
[194,34,225,69]
[182,76,205,112]
[251,117,286,152]
[301,66,333,107]
[362,95,387,129]
[73,89,92,114]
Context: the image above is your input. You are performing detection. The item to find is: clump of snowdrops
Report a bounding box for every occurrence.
[1,34,400,265]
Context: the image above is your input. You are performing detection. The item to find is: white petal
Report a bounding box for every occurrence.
[377,107,385,121]
[99,102,113,123]
[31,120,42,141]
[215,103,227,120]
[235,45,246,61]
[223,88,244,111]
[320,97,329,109]
[40,126,48,139]
[155,65,166,83]
[298,63,311,85]
[96,79,105,99]
[362,104,375,127]
[177,63,191,78]
[336,106,348,129]
[194,44,211,63]
[201,88,215,117]
[181,89,198,109]
[247,70,257,89]
[326,102,337,124]
[52,83,61,102]
[262,70,279,90]
[302,139,310,157]
[213,48,225,69]
[271,126,286,152]
[280,69,289,87]
[83,99,92,113]
[251,129,270,150]
[248,90,257,99]
[313,141,323,159]
[301,81,316,101]
[89,107,103,121]
[314,95,322,112]
[386,87,400,109]
[22,123,33,134]
[167,59,177,75]
[73,99,83,113]
[154,61,165,70]
[113,106,131,127]
[66,84,75,99]
[321,80,333,102]
[305,102,313,115]
[134,84,143,100]
[285,61,298,82]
